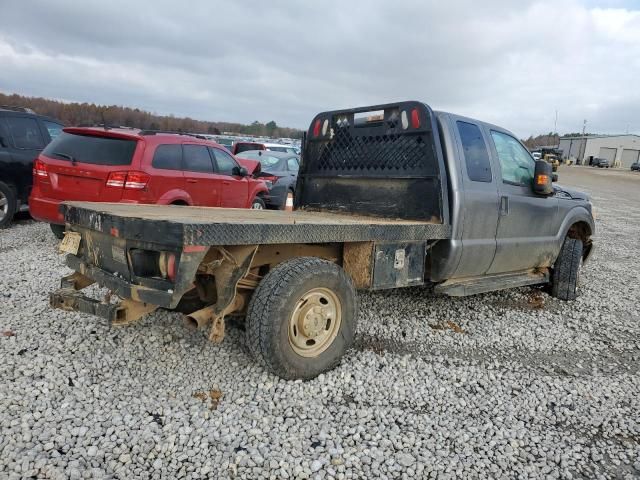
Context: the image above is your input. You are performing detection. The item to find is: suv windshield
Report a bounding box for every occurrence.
[42,132,137,166]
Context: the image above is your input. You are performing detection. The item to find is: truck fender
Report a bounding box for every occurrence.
[157,190,193,206]
[553,206,595,262]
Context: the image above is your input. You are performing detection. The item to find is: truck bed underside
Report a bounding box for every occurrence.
[62,202,451,246]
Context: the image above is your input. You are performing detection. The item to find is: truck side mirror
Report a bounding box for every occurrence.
[533,160,553,195]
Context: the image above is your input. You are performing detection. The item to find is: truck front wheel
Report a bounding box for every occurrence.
[245,257,358,380]
[550,237,583,301]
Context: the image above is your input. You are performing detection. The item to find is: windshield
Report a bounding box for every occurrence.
[42,132,137,166]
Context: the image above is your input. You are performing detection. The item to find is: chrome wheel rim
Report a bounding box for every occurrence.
[288,287,342,357]
[251,201,264,210]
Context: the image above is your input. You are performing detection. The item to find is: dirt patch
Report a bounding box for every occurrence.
[430,320,466,334]
[193,388,223,410]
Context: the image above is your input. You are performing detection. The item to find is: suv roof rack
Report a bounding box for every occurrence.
[0,105,36,114]
[138,129,207,140]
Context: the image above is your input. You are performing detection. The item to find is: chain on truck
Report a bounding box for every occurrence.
[50,101,595,380]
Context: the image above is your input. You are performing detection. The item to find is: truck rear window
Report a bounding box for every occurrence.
[42,132,137,166]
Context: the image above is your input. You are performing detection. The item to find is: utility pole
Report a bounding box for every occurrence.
[582,119,587,136]
[554,109,558,135]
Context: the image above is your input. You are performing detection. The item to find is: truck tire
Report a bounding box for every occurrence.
[0,181,17,229]
[50,224,65,239]
[245,257,358,380]
[550,237,583,301]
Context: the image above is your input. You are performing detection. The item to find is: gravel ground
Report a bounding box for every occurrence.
[1,167,639,479]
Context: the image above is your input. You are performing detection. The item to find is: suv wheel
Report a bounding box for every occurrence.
[251,197,266,210]
[550,237,583,301]
[245,257,358,380]
[0,181,17,229]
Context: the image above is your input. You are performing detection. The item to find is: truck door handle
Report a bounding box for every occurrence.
[500,196,509,216]
[186,179,197,184]
[222,181,230,185]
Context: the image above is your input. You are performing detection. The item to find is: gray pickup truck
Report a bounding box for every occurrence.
[50,101,595,379]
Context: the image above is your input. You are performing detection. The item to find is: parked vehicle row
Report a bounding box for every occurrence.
[29,127,271,237]
[0,104,305,231]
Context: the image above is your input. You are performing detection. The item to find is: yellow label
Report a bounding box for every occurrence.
[59,231,81,255]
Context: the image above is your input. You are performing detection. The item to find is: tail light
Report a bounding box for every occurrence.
[106,171,149,189]
[106,171,127,188]
[313,119,321,137]
[159,251,177,281]
[410,108,421,129]
[130,249,177,282]
[124,171,150,190]
[33,159,49,178]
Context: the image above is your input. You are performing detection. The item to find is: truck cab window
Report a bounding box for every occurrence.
[490,130,534,186]
[457,121,491,182]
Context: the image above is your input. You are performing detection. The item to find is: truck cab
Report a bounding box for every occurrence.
[430,111,593,291]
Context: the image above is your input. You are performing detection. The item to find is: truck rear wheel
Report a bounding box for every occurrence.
[245,257,358,380]
[550,237,583,301]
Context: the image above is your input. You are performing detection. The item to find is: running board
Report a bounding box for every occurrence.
[434,269,549,297]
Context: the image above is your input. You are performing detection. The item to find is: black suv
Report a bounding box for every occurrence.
[0,106,64,228]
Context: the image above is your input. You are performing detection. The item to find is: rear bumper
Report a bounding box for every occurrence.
[64,253,175,308]
[29,194,63,224]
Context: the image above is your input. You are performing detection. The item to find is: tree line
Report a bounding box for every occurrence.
[522,132,600,149]
[0,92,303,139]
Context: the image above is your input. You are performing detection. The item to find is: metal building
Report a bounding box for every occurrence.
[559,135,640,167]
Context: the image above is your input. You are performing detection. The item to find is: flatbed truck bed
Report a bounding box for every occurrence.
[63,202,451,246]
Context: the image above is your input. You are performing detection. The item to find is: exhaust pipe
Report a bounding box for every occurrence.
[183,305,216,331]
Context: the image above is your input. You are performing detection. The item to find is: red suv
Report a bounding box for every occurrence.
[29,128,269,237]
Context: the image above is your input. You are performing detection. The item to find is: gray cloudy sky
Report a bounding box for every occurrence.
[1,0,638,137]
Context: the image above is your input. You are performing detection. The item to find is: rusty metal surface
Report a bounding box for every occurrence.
[112,299,157,326]
[343,242,374,289]
[198,246,258,343]
[60,271,95,290]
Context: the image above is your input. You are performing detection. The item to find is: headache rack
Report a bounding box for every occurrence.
[297,101,449,223]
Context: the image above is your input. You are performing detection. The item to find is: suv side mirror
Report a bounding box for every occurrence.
[533,160,553,195]
[232,165,249,177]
